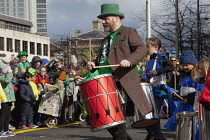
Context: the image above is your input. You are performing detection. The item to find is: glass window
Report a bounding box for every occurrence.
[30,42,35,54]
[17,13,24,18]
[37,19,46,23]
[37,5,46,8]
[22,41,28,53]
[0,8,5,12]
[17,0,24,2]
[17,3,24,7]
[0,37,4,51]
[0,3,5,7]
[37,43,41,55]
[37,29,47,32]
[15,39,20,52]
[6,38,13,52]
[37,0,46,3]
[37,9,46,13]
[0,0,5,2]
[37,14,46,18]
[43,44,48,56]
[17,8,24,12]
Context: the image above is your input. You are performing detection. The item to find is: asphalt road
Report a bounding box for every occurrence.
[6,118,176,140]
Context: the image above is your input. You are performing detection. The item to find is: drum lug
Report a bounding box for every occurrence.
[96,113,100,119]
[106,109,110,115]
[115,107,119,112]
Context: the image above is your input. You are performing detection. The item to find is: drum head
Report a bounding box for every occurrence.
[131,119,160,128]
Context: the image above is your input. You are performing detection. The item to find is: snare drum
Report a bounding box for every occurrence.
[80,74,125,132]
[176,111,199,140]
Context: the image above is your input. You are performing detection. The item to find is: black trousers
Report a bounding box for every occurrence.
[0,102,12,132]
[107,82,132,140]
[21,102,33,126]
[146,96,165,139]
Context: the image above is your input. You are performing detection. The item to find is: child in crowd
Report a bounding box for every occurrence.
[19,71,36,129]
[145,37,174,140]
[0,60,16,137]
[28,68,40,127]
[35,66,50,90]
[164,50,197,131]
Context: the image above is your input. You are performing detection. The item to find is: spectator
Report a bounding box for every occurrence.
[17,51,31,79]
[19,72,36,129]
[41,59,49,66]
[0,61,16,137]
[31,56,42,73]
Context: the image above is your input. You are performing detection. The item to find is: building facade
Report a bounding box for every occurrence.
[0,14,50,61]
[0,0,47,35]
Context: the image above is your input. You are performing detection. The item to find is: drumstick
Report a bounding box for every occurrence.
[94,64,120,68]
[172,91,183,100]
[89,38,91,62]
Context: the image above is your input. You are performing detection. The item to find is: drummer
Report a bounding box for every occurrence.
[87,3,151,140]
[145,37,174,140]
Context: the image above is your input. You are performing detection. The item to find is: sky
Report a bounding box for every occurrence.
[46,0,163,40]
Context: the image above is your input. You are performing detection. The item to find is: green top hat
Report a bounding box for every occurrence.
[17,51,28,57]
[97,3,124,19]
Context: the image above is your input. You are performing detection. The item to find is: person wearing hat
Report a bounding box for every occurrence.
[31,56,42,73]
[87,3,151,140]
[17,51,31,79]
[164,50,197,131]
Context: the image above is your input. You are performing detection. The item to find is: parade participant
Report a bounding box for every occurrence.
[0,61,16,137]
[87,3,151,140]
[17,51,31,79]
[164,50,197,131]
[145,37,174,140]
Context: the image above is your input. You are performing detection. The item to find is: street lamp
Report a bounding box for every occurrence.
[146,0,151,38]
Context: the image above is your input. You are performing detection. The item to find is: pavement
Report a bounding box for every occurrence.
[7,117,176,140]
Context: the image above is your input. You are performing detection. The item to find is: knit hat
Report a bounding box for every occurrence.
[0,62,11,74]
[97,3,124,19]
[2,57,10,63]
[180,50,197,64]
[42,59,49,65]
[70,55,78,64]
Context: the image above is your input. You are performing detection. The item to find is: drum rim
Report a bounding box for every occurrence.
[91,120,126,132]
[82,73,113,84]
[140,83,152,86]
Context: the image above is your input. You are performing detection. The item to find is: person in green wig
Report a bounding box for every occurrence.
[17,51,31,79]
[87,3,151,140]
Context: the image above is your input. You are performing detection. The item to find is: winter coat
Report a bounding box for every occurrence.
[35,74,50,86]
[94,25,152,115]
[0,72,16,102]
[19,80,36,104]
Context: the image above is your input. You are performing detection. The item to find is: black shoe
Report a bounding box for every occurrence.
[68,118,75,123]
[145,133,154,140]
[154,137,167,140]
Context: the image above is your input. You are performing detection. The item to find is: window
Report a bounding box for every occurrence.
[37,0,46,3]
[17,3,24,7]
[22,41,28,53]
[37,5,46,8]
[0,0,5,2]
[0,3,5,7]
[37,14,46,18]
[17,0,24,2]
[0,8,4,12]
[37,24,46,28]
[37,9,46,13]
[37,43,41,55]
[37,29,46,32]
[37,19,46,23]
[30,42,35,54]
[0,37,4,51]
[43,44,48,56]
[15,39,20,52]
[17,8,24,12]
[6,38,12,52]
[17,13,24,18]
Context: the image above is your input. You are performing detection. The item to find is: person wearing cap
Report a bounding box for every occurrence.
[87,3,151,140]
[31,56,42,73]
[164,50,197,131]
[17,51,31,79]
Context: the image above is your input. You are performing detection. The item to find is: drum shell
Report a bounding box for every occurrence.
[81,74,125,132]
[131,83,159,128]
[199,104,210,140]
[176,111,198,140]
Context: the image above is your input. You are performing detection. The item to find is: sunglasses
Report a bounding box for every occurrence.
[170,60,176,61]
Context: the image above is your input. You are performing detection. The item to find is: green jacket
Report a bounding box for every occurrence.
[0,72,16,102]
